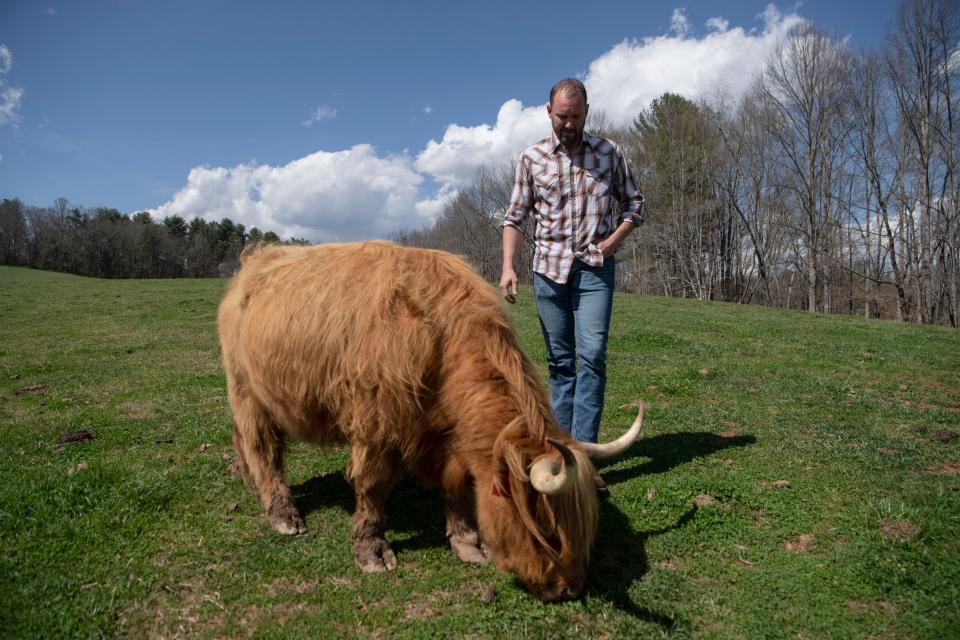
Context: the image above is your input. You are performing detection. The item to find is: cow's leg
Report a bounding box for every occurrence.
[445,494,491,564]
[346,444,401,573]
[230,388,306,535]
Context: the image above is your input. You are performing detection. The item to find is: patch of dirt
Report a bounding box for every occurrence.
[758,479,791,489]
[693,493,716,507]
[403,602,437,620]
[57,429,94,444]
[118,401,155,420]
[15,383,48,396]
[718,428,743,438]
[928,429,959,444]
[262,577,318,598]
[783,534,815,553]
[917,403,960,414]
[118,579,227,639]
[880,519,920,541]
[656,556,683,571]
[325,575,361,589]
[846,600,898,615]
[480,584,496,603]
[928,461,960,474]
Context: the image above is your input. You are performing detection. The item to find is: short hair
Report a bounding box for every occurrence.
[549,78,588,106]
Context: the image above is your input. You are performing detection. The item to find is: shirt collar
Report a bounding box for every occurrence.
[549,131,594,154]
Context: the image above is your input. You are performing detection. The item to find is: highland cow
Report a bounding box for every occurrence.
[217,241,642,601]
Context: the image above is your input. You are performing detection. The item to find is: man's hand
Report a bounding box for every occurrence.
[499,268,518,304]
[597,237,620,259]
[598,220,638,259]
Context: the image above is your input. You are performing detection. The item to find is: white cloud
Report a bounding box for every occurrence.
[706,16,730,32]
[46,8,57,16]
[414,6,804,190]
[154,6,809,243]
[150,144,428,242]
[415,99,549,187]
[302,104,337,126]
[671,8,691,36]
[585,5,805,125]
[0,44,23,127]
[0,45,11,74]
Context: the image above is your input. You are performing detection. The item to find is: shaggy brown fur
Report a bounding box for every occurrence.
[218,240,599,601]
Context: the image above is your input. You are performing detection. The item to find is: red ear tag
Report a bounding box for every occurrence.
[491,469,512,498]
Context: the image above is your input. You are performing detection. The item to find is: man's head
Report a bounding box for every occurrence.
[548,79,589,152]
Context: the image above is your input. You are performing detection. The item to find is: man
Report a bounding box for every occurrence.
[500,78,644,492]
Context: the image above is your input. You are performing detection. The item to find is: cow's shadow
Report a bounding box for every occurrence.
[291,472,450,553]
[289,429,755,626]
[598,431,757,484]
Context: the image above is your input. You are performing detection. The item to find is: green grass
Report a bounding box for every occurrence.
[1,265,958,639]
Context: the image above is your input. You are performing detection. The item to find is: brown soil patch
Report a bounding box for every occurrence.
[57,430,94,444]
[403,602,437,620]
[15,383,48,395]
[929,429,959,443]
[783,534,814,553]
[880,519,920,541]
[928,461,960,474]
[846,600,898,615]
[758,479,791,489]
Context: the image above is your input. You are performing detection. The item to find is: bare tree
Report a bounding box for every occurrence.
[758,24,852,313]
[885,0,960,325]
[716,87,793,307]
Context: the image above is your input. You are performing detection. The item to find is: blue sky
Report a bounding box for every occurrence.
[1,1,900,241]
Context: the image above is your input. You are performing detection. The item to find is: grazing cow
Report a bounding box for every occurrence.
[217,241,643,602]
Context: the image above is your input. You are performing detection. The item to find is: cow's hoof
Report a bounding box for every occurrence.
[449,532,492,564]
[268,496,308,535]
[352,538,397,573]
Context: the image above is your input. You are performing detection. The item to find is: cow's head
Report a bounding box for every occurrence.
[478,405,644,602]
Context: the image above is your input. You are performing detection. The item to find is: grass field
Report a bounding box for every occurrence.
[1,264,958,639]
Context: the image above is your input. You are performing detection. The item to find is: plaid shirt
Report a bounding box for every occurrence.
[503,131,644,283]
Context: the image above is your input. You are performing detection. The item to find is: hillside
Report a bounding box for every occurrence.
[1,265,958,638]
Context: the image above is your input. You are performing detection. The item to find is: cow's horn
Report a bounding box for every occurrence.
[580,403,645,460]
[529,438,578,495]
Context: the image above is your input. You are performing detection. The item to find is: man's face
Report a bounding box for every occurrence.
[548,92,588,150]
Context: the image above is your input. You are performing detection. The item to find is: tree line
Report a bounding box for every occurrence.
[0,197,306,278]
[393,0,960,327]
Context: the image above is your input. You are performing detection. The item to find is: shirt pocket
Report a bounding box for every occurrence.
[533,172,563,209]
[583,168,612,197]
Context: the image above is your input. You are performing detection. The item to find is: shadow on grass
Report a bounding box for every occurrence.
[288,430,752,626]
[588,503,698,628]
[291,471,449,554]
[584,430,755,627]
[600,431,757,484]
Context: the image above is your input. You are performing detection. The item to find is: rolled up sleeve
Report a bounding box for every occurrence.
[502,156,533,230]
[616,151,645,227]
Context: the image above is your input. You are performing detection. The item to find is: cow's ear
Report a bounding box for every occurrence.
[492,417,530,493]
[493,416,527,456]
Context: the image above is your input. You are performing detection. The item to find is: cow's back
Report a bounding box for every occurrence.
[218,241,500,447]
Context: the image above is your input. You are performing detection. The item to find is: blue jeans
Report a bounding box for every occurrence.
[533,258,615,444]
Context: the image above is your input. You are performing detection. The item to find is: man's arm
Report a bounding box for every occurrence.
[597,220,638,259]
[500,225,523,303]
[500,156,532,303]
[597,143,644,259]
